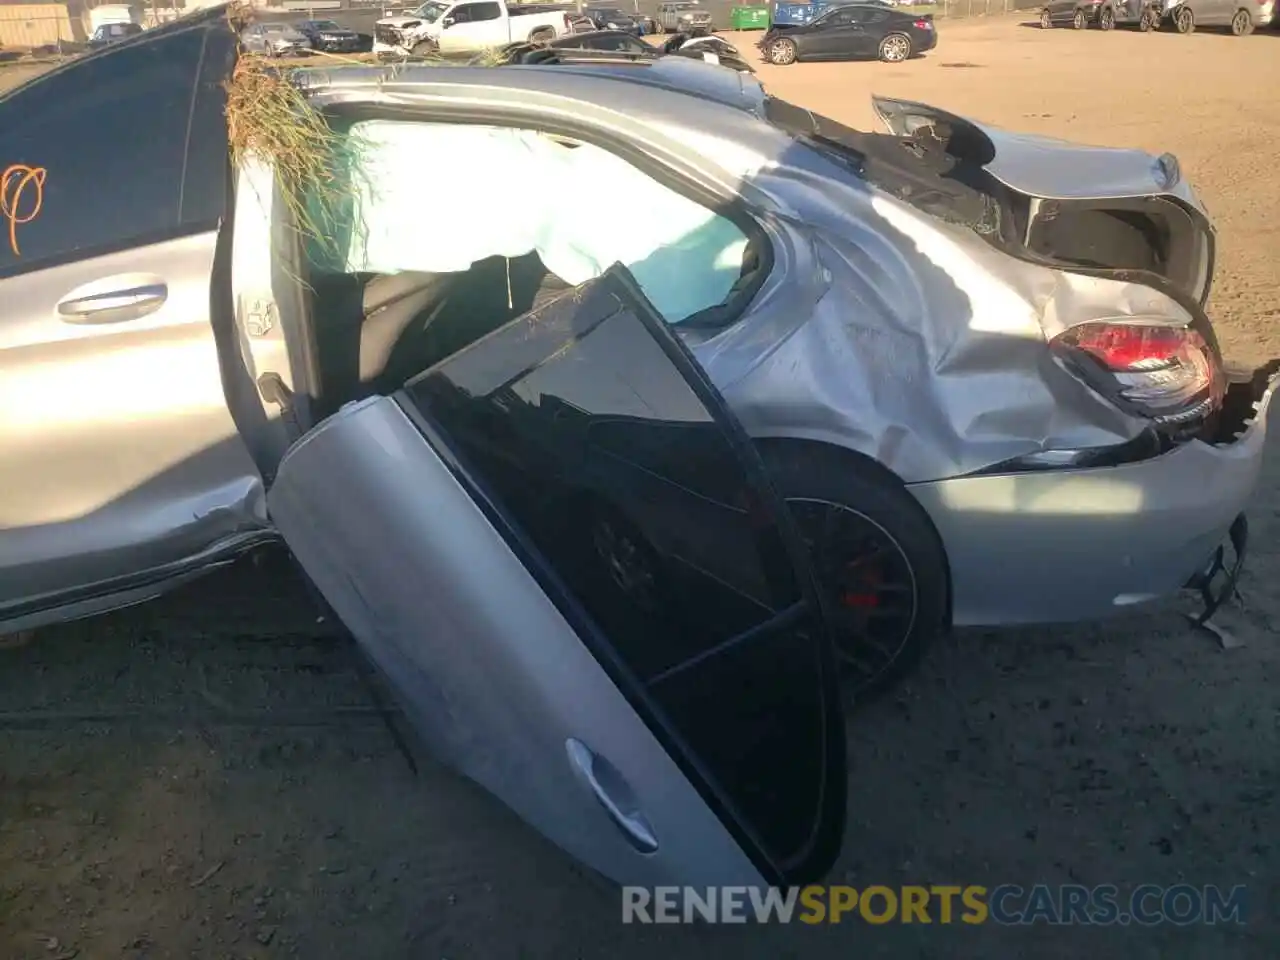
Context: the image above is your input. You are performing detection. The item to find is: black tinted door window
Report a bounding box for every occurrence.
[471,2,503,20]
[0,25,207,276]
[401,267,844,881]
[822,9,859,25]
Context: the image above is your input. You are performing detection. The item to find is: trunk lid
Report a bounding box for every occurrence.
[870,95,1216,306]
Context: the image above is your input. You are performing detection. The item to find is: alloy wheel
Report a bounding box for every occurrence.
[1040,8,1053,26]
[1231,9,1252,34]
[1073,8,1087,27]
[787,498,920,692]
[879,34,911,61]
[1099,6,1115,28]
[769,37,797,63]
[1175,6,1194,31]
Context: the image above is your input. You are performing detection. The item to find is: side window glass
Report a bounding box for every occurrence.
[472,2,502,20]
[451,4,475,22]
[0,25,204,276]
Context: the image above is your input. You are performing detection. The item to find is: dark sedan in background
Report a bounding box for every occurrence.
[497,28,753,71]
[580,5,644,32]
[761,2,936,62]
[295,18,368,52]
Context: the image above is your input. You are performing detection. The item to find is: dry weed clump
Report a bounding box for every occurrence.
[224,51,345,251]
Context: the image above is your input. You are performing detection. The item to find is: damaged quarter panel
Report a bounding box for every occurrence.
[688,127,1163,484]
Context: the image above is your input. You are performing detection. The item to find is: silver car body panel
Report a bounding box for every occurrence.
[298,64,1179,482]
[914,375,1275,625]
[872,95,1209,209]
[6,51,1272,631]
[293,63,1274,625]
[0,230,270,631]
[267,394,766,887]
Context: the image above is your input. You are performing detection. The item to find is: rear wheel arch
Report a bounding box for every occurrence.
[753,437,955,657]
[877,31,912,62]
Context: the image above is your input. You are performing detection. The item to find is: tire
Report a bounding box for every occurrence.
[1099,5,1116,28]
[766,35,798,64]
[1174,5,1194,31]
[1072,7,1087,27]
[878,32,912,61]
[1230,8,1253,33]
[1040,7,1054,26]
[757,441,950,700]
[1138,8,1156,29]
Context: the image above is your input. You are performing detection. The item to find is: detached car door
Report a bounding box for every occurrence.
[268,266,848,887]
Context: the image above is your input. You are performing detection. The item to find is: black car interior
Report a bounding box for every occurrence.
[307,251,573,418]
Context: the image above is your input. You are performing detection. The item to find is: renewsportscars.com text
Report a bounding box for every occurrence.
[621,884,1248,926]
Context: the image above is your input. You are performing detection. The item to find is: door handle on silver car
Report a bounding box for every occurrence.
[566,738,659,854]
[57,283,168,324]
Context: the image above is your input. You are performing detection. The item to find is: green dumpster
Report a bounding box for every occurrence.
[729,5,771,29]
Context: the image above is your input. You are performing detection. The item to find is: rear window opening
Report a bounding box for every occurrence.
[762,96,1211,304]
[287,119,768,417]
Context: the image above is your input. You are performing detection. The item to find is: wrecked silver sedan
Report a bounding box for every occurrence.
[1,4,1275,890]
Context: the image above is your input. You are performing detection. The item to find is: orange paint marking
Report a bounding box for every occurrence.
[1,164,47,257]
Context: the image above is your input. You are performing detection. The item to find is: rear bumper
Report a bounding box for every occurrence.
[907,368,1279,627]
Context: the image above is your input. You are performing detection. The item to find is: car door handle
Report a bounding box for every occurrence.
[57,282,168,324]
[565,738,659,854]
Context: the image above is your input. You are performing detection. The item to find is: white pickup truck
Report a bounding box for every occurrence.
[374,0,576,56]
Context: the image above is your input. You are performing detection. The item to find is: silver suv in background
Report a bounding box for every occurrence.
[656,1,713,34]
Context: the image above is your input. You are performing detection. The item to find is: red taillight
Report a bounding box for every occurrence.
[1051,321,1224,428]
[913,18,930,27]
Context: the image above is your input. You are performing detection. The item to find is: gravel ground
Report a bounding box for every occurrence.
[2,15,1279,960]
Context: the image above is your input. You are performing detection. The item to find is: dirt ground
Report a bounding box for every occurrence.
[3,15,1280,960]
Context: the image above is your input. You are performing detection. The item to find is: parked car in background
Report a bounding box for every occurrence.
[501,28,754,71]
[771,0,892,28]
[87,21,143,49]
[656,1,714,34]
[373,0,576,56]
[500,27,653,56]
[1040,0,1161,29]
[580,5,643,32]
[294,19,365,51]
[1161,0,1270,32]
[240,21,312,55]
[761,3,935,62]
[659,31,755,71]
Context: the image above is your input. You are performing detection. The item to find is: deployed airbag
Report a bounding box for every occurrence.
[332,121,749,323]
